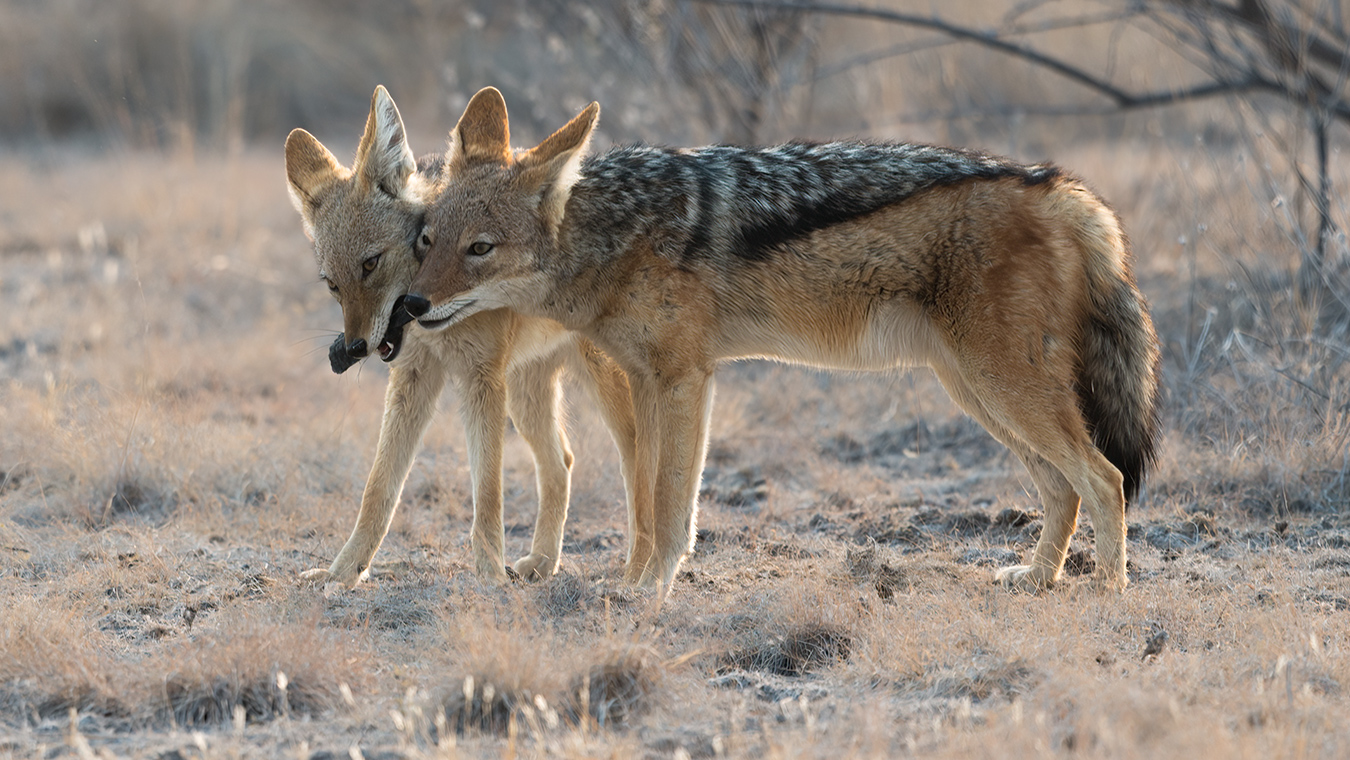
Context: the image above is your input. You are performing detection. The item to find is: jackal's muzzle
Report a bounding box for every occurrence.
[328,296,416,374]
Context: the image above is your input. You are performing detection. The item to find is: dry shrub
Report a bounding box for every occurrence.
[846,540,908,600]
[434,614,564,737]
[155,617,366,727]
[905,655,1038,703]
[722,623,853,677]
[0,603,367,727]
[440,673,548,737]
[437,639,664,736]
[0,599,124,720]
[565,644,664,729]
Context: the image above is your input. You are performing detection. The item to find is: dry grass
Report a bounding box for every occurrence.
[3,3,1350,759]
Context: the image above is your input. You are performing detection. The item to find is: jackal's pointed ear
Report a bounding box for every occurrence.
[448,87,511,167]
[285,128,345,234]
[354,85,417,197]
[516,101,599,229]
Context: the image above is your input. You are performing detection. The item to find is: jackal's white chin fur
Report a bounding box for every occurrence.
[417,298,481,331]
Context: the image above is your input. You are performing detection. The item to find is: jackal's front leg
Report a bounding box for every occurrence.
[458,367,511,584]
[302,356,448,588]
[630,369,715,590]
[505,359,572,581]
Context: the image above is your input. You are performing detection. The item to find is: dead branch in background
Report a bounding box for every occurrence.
[650,2,822,144]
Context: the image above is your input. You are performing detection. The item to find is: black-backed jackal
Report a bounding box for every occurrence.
[404,88,1162,593]
[284,87,637,587]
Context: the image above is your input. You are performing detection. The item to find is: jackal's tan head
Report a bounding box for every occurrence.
[403,87,598,330]
[285,86,432,371]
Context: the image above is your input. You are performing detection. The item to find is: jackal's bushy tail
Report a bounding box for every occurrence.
[1066,184,1162,504]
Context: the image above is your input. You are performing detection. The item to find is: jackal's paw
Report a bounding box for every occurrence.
[994,564,1056,593]
[512,553,559,582]
[298,568,334,584]
[298,566,360,596]
[300,553,372,588]
[473,560,513,586]
[627,559,681,591]
[1090,566,1129,593]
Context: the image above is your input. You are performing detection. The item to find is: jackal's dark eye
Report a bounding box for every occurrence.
[361,254,380,277]
[468,241,493,256]
[412,225,432,263]
[325,279,339,297]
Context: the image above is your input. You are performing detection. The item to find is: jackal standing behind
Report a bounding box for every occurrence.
[285,87,638,587]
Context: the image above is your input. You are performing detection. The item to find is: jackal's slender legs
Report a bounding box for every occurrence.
[505,359,573,580]
[628,369,715,589]
[301,350,448,587]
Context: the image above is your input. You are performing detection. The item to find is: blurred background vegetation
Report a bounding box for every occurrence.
[2,0,1344,274]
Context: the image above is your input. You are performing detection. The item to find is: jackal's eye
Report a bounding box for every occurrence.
[468,241,494,256]
[412,226,432,263]
[361,254,380,277]
[325,279,339,297]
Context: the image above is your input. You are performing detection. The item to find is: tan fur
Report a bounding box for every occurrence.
[284,87,638,587]
[409,90,1160,593]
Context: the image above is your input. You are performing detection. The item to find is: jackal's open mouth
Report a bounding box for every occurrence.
[377,295,415,363]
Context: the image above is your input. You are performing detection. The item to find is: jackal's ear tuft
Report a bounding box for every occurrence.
[517,101,599,229]
[285,128,345,230]
[355,85,417,198]
[448,87,511,166]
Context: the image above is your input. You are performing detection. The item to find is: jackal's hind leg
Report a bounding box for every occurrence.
[993,453,1079,592]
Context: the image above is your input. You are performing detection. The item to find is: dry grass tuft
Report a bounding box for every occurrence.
[156,618,365,727]
[903,655,1038,703]
[722,622,853,677]
[0,601,367,728]
[437,637,664,736]
[846,540,909,600]
[440,673,548,737]
[0,599,124,721]
[565,644,664,729]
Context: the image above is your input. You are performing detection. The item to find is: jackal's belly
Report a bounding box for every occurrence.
[719,300,945,371]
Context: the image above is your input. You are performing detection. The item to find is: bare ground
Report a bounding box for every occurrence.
[1,147,1348,759]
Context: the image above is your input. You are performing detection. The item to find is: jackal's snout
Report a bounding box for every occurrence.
[401,294,431,318]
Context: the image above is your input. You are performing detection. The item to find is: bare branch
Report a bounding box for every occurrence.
[697,0,1350,122]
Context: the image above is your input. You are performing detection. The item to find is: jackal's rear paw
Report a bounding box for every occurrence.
[512,553,559,582]
[995,564,1057,593]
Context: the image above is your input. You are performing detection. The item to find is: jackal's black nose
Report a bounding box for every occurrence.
[402,294,431,317]
[346,338,368,358]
